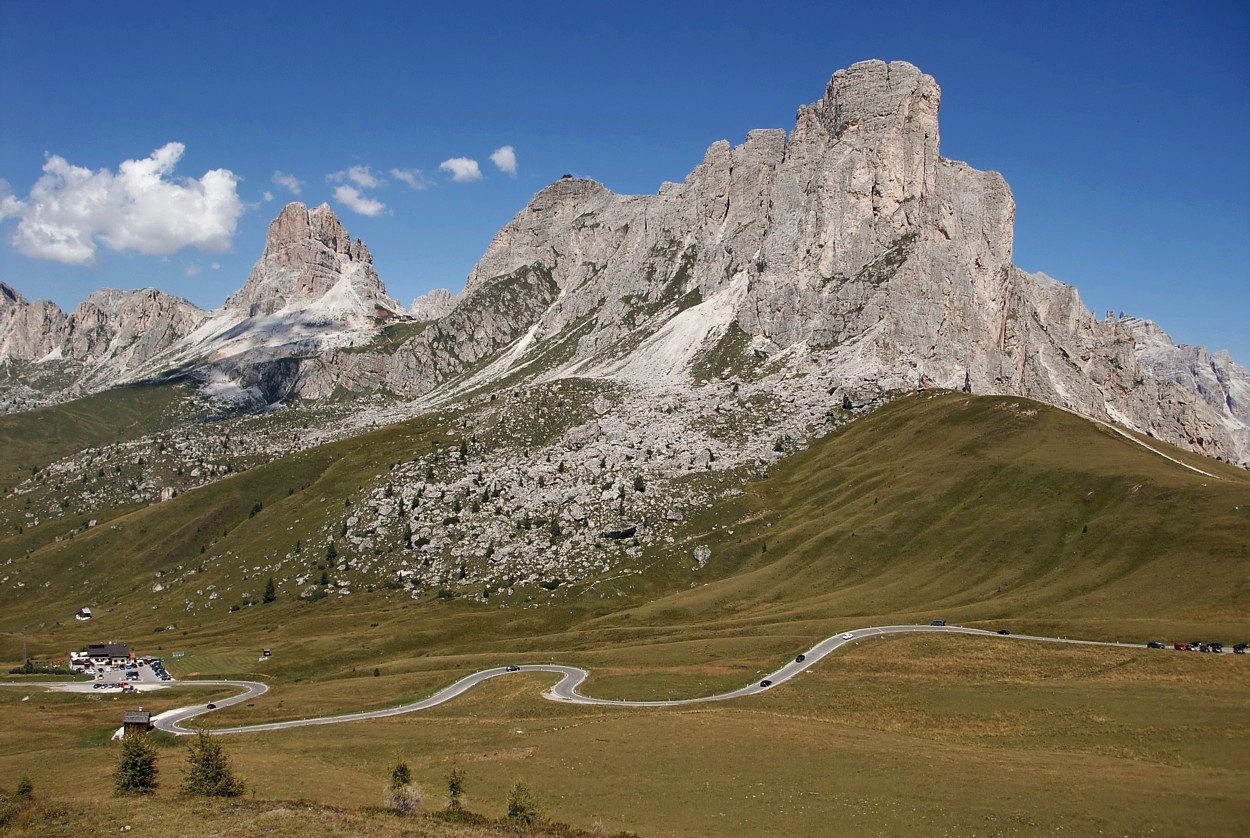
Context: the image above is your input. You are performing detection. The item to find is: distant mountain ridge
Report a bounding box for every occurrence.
[0,60,1246,465]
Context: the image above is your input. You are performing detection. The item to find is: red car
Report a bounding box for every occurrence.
[1173,643,1188,651]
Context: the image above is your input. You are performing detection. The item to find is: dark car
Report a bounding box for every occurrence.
[505,665,520,672]
[795,654,805,663]
[1146,642,1165,649]
[759,680,772,688]
[996,630,1011,635]
[206,703,216,709]
[1209,642,1223,652]
[1234,644,1248,654]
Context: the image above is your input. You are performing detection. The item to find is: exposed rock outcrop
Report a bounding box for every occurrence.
[225,202,403,321]
[297,60,1247,463]
[409,288,457,321]
[1,61,1245,466]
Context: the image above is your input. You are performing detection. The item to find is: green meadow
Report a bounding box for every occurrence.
[2,391,1248,835]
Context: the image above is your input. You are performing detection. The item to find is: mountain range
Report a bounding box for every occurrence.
[1,59,1246,467]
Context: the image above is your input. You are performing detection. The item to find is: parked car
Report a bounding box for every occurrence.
[759,680,772,688]
[930,620,946,626]
[206,703,216,709]
[1174,643,1188,651]
[1234,644,1248,654]
[1146,642,1165,649]
[996,630,1011,635]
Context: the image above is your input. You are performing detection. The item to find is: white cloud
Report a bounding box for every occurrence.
[1,143,243,265]
[328,165,384,189]
[390,168,432,190]
[0,179,18,218]
[440,157,482,183]
[210,262,221,270]
[272,170,303,195]
[334,184,387,217]
[262,190,274,202]
[490,146,517,176]
[186,264,202,277]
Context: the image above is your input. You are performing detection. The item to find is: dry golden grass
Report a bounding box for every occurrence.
[4,392,1250,835]
[4,639,1249,836]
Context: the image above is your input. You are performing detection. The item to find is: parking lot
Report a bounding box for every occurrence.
[55,658,174,694]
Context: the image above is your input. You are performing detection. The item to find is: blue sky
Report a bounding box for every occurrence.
[2,1,1247,362]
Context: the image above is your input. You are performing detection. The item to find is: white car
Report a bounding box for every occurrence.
[841,632,854,639]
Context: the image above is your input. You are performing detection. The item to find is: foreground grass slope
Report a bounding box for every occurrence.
[2,391,1248,835]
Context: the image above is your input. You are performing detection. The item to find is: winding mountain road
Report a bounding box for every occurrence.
[4,624,1218,736]
[151,624,1174,734]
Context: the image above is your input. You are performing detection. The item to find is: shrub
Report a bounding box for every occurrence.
[386,784,422,814]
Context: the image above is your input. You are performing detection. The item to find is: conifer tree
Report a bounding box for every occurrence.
[446,765,466,811]
[181,731,246,797]
[506,781,542,825]
[114,734,158,796]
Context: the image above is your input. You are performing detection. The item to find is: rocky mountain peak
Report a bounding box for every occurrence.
[806,59,940,146]
[1,282,26,307]
[225,202,399,319]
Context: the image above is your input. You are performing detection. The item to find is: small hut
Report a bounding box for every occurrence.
[121,709,152,737]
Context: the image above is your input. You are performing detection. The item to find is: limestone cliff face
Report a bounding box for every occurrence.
[0,281,205,408]
[0,202,410,410]
[323,59,1246,464]
[2,61,1246,465]
[225,202,403,321]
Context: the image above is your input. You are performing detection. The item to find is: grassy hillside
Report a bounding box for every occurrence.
[2,390,1248,835]
[0,382,195,489]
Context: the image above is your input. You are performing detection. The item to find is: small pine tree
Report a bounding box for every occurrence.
[262,577,276,603]
[446,766,465,811]
[389,759,412,789]
[506,781,543,825]
[114,734,158,796]
[326,540,338,561]
[634,474,646,492]
[15,776,33,798]
[181,731,246,797]
[386,758,420,814]
[320,569,330,586]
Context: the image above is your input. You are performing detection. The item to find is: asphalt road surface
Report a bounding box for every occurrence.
[3,624,1237,736]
